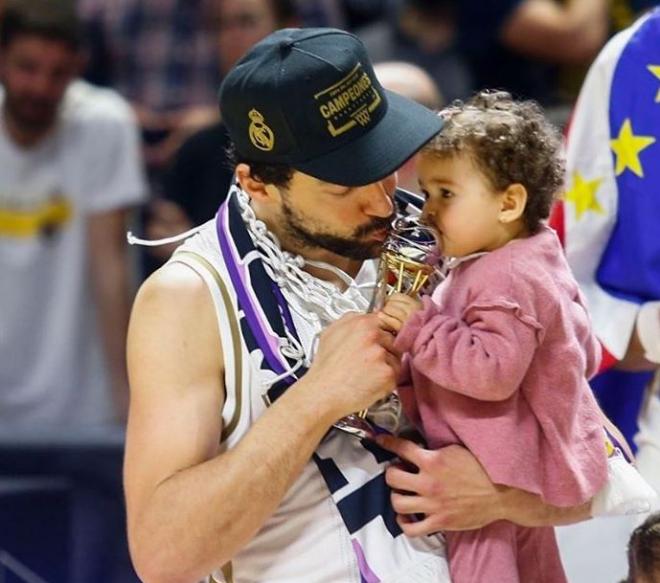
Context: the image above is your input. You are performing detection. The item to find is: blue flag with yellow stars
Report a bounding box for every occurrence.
[551,7,660,446]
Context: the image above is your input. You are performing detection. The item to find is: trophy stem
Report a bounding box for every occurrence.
[332,214,437,440]
[396,263,405,292]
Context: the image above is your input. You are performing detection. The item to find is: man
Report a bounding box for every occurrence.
[79,0,220,171]
[357,0,471,104]
[550,7,660,582]
[0,0,145,426]
[551,5,660,488]
[359,0,609,107]
[0,2,145,581]
[460,0,610,105]
[125,28,591,583]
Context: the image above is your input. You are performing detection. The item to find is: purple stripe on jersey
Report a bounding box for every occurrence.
[351,539,381,583]
[216,200,286,375]
[271,281,298,341]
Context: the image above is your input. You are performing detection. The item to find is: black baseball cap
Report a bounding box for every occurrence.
[219,28,443,187]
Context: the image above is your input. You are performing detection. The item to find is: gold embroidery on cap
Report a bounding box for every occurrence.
[248,109,275,151]
[314,63,382,138]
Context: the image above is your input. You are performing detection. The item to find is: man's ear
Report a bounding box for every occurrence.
[499,183,527,224]
[235,163,281,204]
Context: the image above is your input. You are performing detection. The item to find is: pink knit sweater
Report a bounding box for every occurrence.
[395,226,608,506]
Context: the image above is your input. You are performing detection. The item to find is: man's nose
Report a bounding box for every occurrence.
[28,72,56,99]
[363,174,396,217]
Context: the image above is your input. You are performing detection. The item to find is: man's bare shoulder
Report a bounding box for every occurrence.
[136,260,212,311]
[128,260,224,393]
[131,261,221,357]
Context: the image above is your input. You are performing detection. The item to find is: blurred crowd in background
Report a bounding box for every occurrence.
[0,0,659,582]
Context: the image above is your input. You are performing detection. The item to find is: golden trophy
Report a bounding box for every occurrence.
[333,210,439,439]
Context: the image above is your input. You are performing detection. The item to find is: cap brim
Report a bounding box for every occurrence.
[295,90,443,187]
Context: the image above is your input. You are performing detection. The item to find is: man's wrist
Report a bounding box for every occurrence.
[497,486,592,528]
[282,373,343,430]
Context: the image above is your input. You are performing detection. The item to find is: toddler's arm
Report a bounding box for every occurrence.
[395,298,541,401]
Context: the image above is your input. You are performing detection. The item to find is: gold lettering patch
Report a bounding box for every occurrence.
[248,109,275,151]
[314,63,382,137]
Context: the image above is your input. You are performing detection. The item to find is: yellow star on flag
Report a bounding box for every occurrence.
[610,118,656,177]
[648,65,660,102]
[565,171,604,220]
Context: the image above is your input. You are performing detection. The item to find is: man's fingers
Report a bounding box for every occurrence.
[391,491,429,515]
[396,514,439,538]
[377,327,397,347]
[384,352,401,379]
[376,435,427,466]
[384,464,423,494]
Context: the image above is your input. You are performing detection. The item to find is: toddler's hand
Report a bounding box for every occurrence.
[378,293,423,334]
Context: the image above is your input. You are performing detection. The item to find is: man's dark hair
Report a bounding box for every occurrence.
[0,0,82,51]
[423,90,564,234]
[626,512,660,582]
[225,140,295,189]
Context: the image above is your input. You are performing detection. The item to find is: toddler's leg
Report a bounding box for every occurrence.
[517,526,567,583]
[446,521,519,583]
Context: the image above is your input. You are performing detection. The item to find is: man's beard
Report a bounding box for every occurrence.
[281,197,394,261]
[3,92,59,135]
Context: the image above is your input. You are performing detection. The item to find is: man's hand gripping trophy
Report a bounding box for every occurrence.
[333,193,439,440]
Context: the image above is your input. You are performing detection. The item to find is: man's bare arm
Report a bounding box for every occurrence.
[88,208,132,420]
[501,0,609,64]
[616,304,660,371]
[125,263,399,583]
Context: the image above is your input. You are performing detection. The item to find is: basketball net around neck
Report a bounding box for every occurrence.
[234,187,374,330]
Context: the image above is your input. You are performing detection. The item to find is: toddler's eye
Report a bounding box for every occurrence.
[420,188,430,200]
[440,188,454,199]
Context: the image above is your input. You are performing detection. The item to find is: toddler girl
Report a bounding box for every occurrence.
[380,91,616,583]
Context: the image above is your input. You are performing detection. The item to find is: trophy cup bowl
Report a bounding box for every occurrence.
[333,212,439,440]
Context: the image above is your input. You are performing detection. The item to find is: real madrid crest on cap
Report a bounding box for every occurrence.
[248,109,275,152]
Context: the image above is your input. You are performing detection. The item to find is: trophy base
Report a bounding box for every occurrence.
[332,394,404,440]
[332,414,380,440]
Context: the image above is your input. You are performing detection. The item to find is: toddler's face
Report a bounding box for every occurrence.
[416,152,505,257]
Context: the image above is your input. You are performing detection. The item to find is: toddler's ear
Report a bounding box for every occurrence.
[499,183,527,223]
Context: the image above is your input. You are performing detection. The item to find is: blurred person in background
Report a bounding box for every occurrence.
[373,60,443,195]
[357,0,472,103]
[457,0,610,107]
[294,0,387,30]
[0,1,145,581]
[551,7,660,582]
[146,0,301,261]
[358,0,610,108]
[0,0,145,428]
[551,4,660,494]
[79,0,221,172]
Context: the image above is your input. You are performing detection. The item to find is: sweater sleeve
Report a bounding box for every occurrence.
[395,296,544,401]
